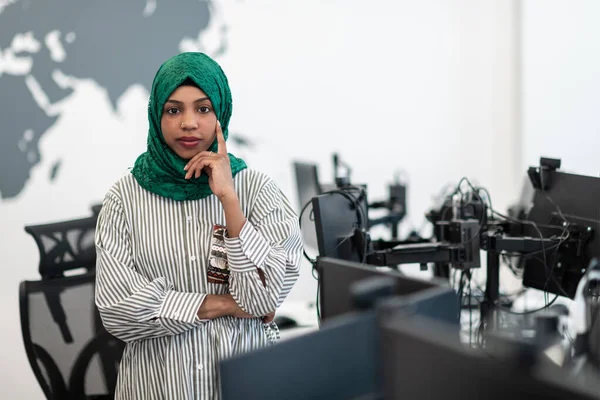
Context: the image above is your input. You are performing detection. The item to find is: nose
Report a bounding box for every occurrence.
[181,113,198,130]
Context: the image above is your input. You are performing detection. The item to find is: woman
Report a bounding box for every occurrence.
[95,52,303,399]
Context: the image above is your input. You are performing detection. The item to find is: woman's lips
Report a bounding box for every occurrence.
[178,137,201,148]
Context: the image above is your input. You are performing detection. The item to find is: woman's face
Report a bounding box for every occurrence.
[161,85,218,160]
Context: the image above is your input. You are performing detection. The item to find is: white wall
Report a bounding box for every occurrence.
[0,1,521,398]
[220,0,522,230]
[522,0,600,176]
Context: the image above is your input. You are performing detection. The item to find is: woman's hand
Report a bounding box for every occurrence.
[226,295,276,322]
[184,121,235,200]
[185,120,246,237]
[197,294,253,319]
[196,295,276,323]
[226,294,255,319]
[262,312,276,324]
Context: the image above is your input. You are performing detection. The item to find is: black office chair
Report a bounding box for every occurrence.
[24,214,99,279]
[91,204,102,218]
[20,272,125,399]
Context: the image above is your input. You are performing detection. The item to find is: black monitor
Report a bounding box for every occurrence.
[317,257,458,323]
[379,315,600,400]
[219,274,461,400]
[293,162,322,250]
[521,167,600,298]
[220,312,380,400]
[312,188,369,262]
[293,162,321,210]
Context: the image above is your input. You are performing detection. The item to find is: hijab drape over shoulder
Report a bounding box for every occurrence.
[131,52,247,201]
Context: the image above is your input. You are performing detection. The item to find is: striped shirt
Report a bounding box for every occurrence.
[94,168,303,399]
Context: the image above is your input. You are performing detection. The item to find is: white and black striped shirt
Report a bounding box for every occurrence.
[94,168,303,399]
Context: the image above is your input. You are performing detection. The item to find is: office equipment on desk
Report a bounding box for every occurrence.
[311,188,369,263]
[347,158,600,333]
[293,161,323,250]
[519,159,600,298]
[219,269,460,400]
[570,258,600,375]
[20,272,125,399]
[379,314,600,400]
[221,312,380,400]
[316,257,457,323]
[296,154,414,263]
[293,160,348,249]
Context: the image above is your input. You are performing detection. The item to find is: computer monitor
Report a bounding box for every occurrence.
[379,315,600,400]
[312,188,369,262]
[293,162,321,250]
[219,273,462,400]
[220,312,380,400]
[317,257,458,323]
[521,169,600,298]
[293,162,321,210]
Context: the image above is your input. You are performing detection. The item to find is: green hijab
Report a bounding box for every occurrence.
[131,52,247,201]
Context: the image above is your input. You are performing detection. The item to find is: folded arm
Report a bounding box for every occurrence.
[95,192,210,342]
[223,180,303,317]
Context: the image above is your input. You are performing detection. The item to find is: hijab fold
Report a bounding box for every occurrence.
[131,52,247,201]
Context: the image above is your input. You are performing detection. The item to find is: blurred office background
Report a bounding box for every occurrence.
[1,0,600,398]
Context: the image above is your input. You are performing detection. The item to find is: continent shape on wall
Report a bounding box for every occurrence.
[0,0,220,199]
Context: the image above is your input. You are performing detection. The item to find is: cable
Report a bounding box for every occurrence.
[298,198,318,266]
[311,265,319,280]
[320,185,368,226]
[542,225,571,298]
[501,254,523,277]
[453,179,576,316]
[468,272,473,347]
[316,279,321,326]
[556,213,600,225]
[437,177,487,248]
[456,270,466,321]
[491,209,564,231]
[477,187,494,220]
[493,208,572,298]
[493,292,560,315]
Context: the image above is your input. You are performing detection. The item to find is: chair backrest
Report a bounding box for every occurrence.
[24,215,99,279]
[91,204,102,218]
[19,272,125,399]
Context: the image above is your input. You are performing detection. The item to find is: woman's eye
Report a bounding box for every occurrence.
[166,108,179,115]
[199,106,211,113]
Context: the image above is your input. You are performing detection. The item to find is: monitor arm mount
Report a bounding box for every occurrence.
[365,195,592,335]
[369,173,407,240]
[528,157,561,191]
[333,153,353,188]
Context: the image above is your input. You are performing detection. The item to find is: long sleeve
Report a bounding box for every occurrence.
[94,191,207,343]
[225,180,303,317]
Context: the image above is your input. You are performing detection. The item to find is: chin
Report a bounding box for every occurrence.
[178,148,207,160]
